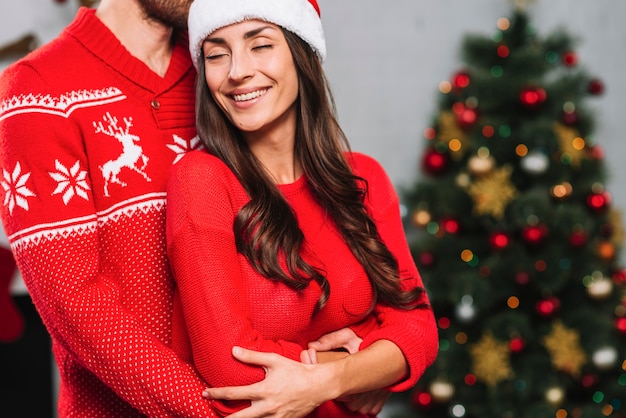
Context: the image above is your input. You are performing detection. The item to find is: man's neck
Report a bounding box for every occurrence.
[95,0,174,77]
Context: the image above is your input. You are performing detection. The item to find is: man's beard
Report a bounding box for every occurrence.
[137,0,192,30]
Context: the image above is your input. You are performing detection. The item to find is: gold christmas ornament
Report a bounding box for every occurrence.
[465,165,518,220]
[470,331,514,387]
[554,122,585,169]
[437,111,467,160]
[542,320,587,377]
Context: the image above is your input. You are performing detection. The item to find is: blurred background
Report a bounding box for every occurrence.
[1,0,625,417]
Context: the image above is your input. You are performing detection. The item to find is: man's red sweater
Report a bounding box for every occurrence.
[167,151,439,417]
[0,8,215,417]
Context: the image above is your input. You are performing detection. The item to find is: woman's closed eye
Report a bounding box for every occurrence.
[252,43,274,52]
[205,51,229,62]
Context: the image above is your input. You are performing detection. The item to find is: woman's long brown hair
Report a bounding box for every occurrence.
[195,28,427,315]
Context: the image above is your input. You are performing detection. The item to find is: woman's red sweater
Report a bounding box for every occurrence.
[167,151,439,417]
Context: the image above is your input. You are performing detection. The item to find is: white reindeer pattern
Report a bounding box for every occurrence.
[93,112,151,197]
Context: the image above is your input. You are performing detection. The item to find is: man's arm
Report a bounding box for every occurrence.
[0,63,214,417]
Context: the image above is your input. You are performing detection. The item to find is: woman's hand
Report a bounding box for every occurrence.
[203,347,338,418]
[309,327,363,354]
[302,328,391,415]
[336,389,389,415]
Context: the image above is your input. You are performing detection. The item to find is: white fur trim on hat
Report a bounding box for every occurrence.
[188,0,326,69]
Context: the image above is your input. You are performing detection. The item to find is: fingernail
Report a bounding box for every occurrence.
[202,390,211,399]
[232,346,243,355]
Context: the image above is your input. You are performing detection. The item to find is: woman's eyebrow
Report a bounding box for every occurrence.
[206,25,277,44]
[243,26,276,39]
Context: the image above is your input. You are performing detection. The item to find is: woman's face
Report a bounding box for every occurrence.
[202,20,299,137]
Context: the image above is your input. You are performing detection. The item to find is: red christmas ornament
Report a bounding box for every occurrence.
[562,51,578,66]
[457,108,478,129]
[586,191,611,212]
[615,317,626,334]
[412,389,433,409]
[588,144,605,160]
[562,110,579,125]
[437,316,451,329]
[509,337,525,353]
[612,269,626,285]
[581,373,598,389]
[464,373,477,386]
[588,79,605,95]
[536,297,560,317]
[441,218,460,234]
[489,232,510,250]
[421,148,449,176]
[452,71,471,89]
[497,45,510,58]
[569,230,588,248]
[452,102,478,130]
[515,271,531,286]
[424,127,437,140]
[418,251,435,268]
[522,224,548,246]
[519,86,547,109]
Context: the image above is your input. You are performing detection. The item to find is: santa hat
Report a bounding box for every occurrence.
[188,0,326,69]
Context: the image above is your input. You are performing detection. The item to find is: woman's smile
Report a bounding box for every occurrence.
[231,88,270,103]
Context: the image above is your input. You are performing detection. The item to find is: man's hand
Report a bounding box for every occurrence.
[202,347,336,418]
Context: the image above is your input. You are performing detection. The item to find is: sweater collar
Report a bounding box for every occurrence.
[66,7,194,94]
[277,174,307,196]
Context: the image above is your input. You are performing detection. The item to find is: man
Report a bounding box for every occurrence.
[0,0,217,415]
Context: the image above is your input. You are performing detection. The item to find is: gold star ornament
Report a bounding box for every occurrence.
[470,331,514,387]
[554,122,586,169]
[465,165,518,219]
[542,320,587,377]
[436,111,468,161]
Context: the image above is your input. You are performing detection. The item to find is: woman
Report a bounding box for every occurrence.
[167,0,438,416]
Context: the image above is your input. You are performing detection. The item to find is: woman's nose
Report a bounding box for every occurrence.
[229,51,254,82]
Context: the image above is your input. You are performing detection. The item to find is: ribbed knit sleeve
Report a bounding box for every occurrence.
[349,153,439,392]
[166,152,306,393]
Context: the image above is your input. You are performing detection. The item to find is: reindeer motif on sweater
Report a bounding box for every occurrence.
[94,112,151,197]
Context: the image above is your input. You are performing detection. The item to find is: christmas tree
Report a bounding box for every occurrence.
[396,7,626,418]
